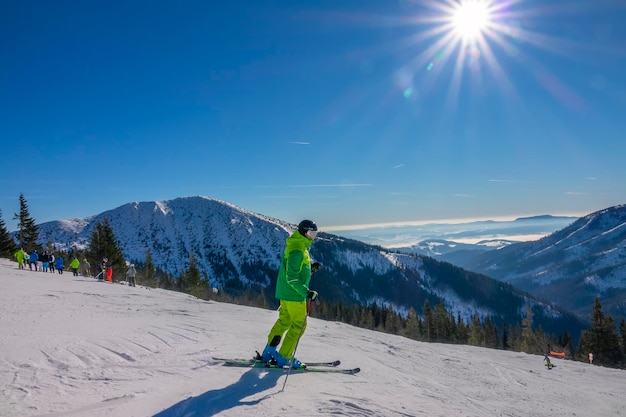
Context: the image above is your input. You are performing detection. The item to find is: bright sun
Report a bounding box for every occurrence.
[452,0,492,42]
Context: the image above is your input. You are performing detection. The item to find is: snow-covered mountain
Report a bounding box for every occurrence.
[458,204,626,321]
[35,196,584,335]
[37,196,292,280]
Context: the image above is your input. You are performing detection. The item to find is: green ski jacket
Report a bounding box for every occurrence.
[275,231,314,301]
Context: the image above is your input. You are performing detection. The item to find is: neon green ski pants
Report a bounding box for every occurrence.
[267,299,308,359]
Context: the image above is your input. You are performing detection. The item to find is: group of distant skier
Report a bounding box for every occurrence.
[14,248,67,274]
[14,249,137,287]
[14,248,92,277]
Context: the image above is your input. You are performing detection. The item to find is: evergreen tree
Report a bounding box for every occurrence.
[619,317,626,358]
[345,304,355,326]
[86,217,126,281]
[558,332,575,358]
[158,270,175,289]
[578,297,622,366]
[519,306,537,353]
[405,307,421,340]
[433,300,452,342]
[143,249,157,287]
[508,323,522,351]
[0,209,16,257]
[534,326,549,354]
[577,326,593,363]
[598,317,621,365]
[13,193,39,252]
[456,313,469,344]
[468,315,484,346]
[501,323,509,350]
[358,305,375,330]
[620,318,626,356]
[422,299,434,342]
[384,305,402,334]
[484,317,500,349]
[181,253,205,297]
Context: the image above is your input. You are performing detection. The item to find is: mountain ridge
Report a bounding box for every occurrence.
[33,195,586,337]
[456,204,626,321]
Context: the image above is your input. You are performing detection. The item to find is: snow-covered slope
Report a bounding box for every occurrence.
[1,258,623,417]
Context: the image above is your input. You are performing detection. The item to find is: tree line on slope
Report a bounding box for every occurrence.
[2,194,625,368]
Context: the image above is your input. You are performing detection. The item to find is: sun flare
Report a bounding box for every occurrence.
[387,0,595,116]
[452,0,492,41]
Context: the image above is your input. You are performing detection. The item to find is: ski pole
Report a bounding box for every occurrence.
[281,297,314,392]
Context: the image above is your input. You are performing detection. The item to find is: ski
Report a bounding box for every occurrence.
[303,360,341,368]
[222,360,359,374]
[213,358,359,374]
[213,357,341,367]
[284,365,360,374]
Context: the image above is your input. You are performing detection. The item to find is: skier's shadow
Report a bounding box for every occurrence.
[152,368,287,417]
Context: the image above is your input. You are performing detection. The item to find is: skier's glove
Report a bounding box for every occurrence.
[307,290,318,301]
[311,262,322,273]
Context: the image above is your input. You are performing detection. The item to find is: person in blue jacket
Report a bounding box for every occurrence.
[55,256,64,274]
[29,250,38,271]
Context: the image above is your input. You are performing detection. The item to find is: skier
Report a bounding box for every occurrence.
[55,256,64,274]
[260,220,321,369]
[126,264,137,287]
[544,354,555,369]
[14,248,26,269]
[29,250,38,271]
[81,258,91,277]
[98,258,107,281]
[40,251,49,272]
[70,257,80,276]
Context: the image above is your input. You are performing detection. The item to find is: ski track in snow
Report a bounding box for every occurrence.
[1,258,625,417]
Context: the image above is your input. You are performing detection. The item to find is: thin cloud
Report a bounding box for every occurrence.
[289,141,311,145]
[254,183,372,189]
[392,164,405,169]
[288,183,372,188]
[585,177,597,180]
[452,194,471,198]
[488,179,527,183]
[565,191,588,195]
[261,195,301,199]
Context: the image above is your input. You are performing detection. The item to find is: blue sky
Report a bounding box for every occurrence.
[1,0,625,232]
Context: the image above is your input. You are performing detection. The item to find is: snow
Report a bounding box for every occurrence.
[1,258,624,417]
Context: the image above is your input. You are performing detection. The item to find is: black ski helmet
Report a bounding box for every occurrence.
[297,219,317,237]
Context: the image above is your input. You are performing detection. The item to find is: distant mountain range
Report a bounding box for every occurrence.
[33,196,586,337]
[449,205,626,322]
[330,215,578,249]
[394,215,577,267]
